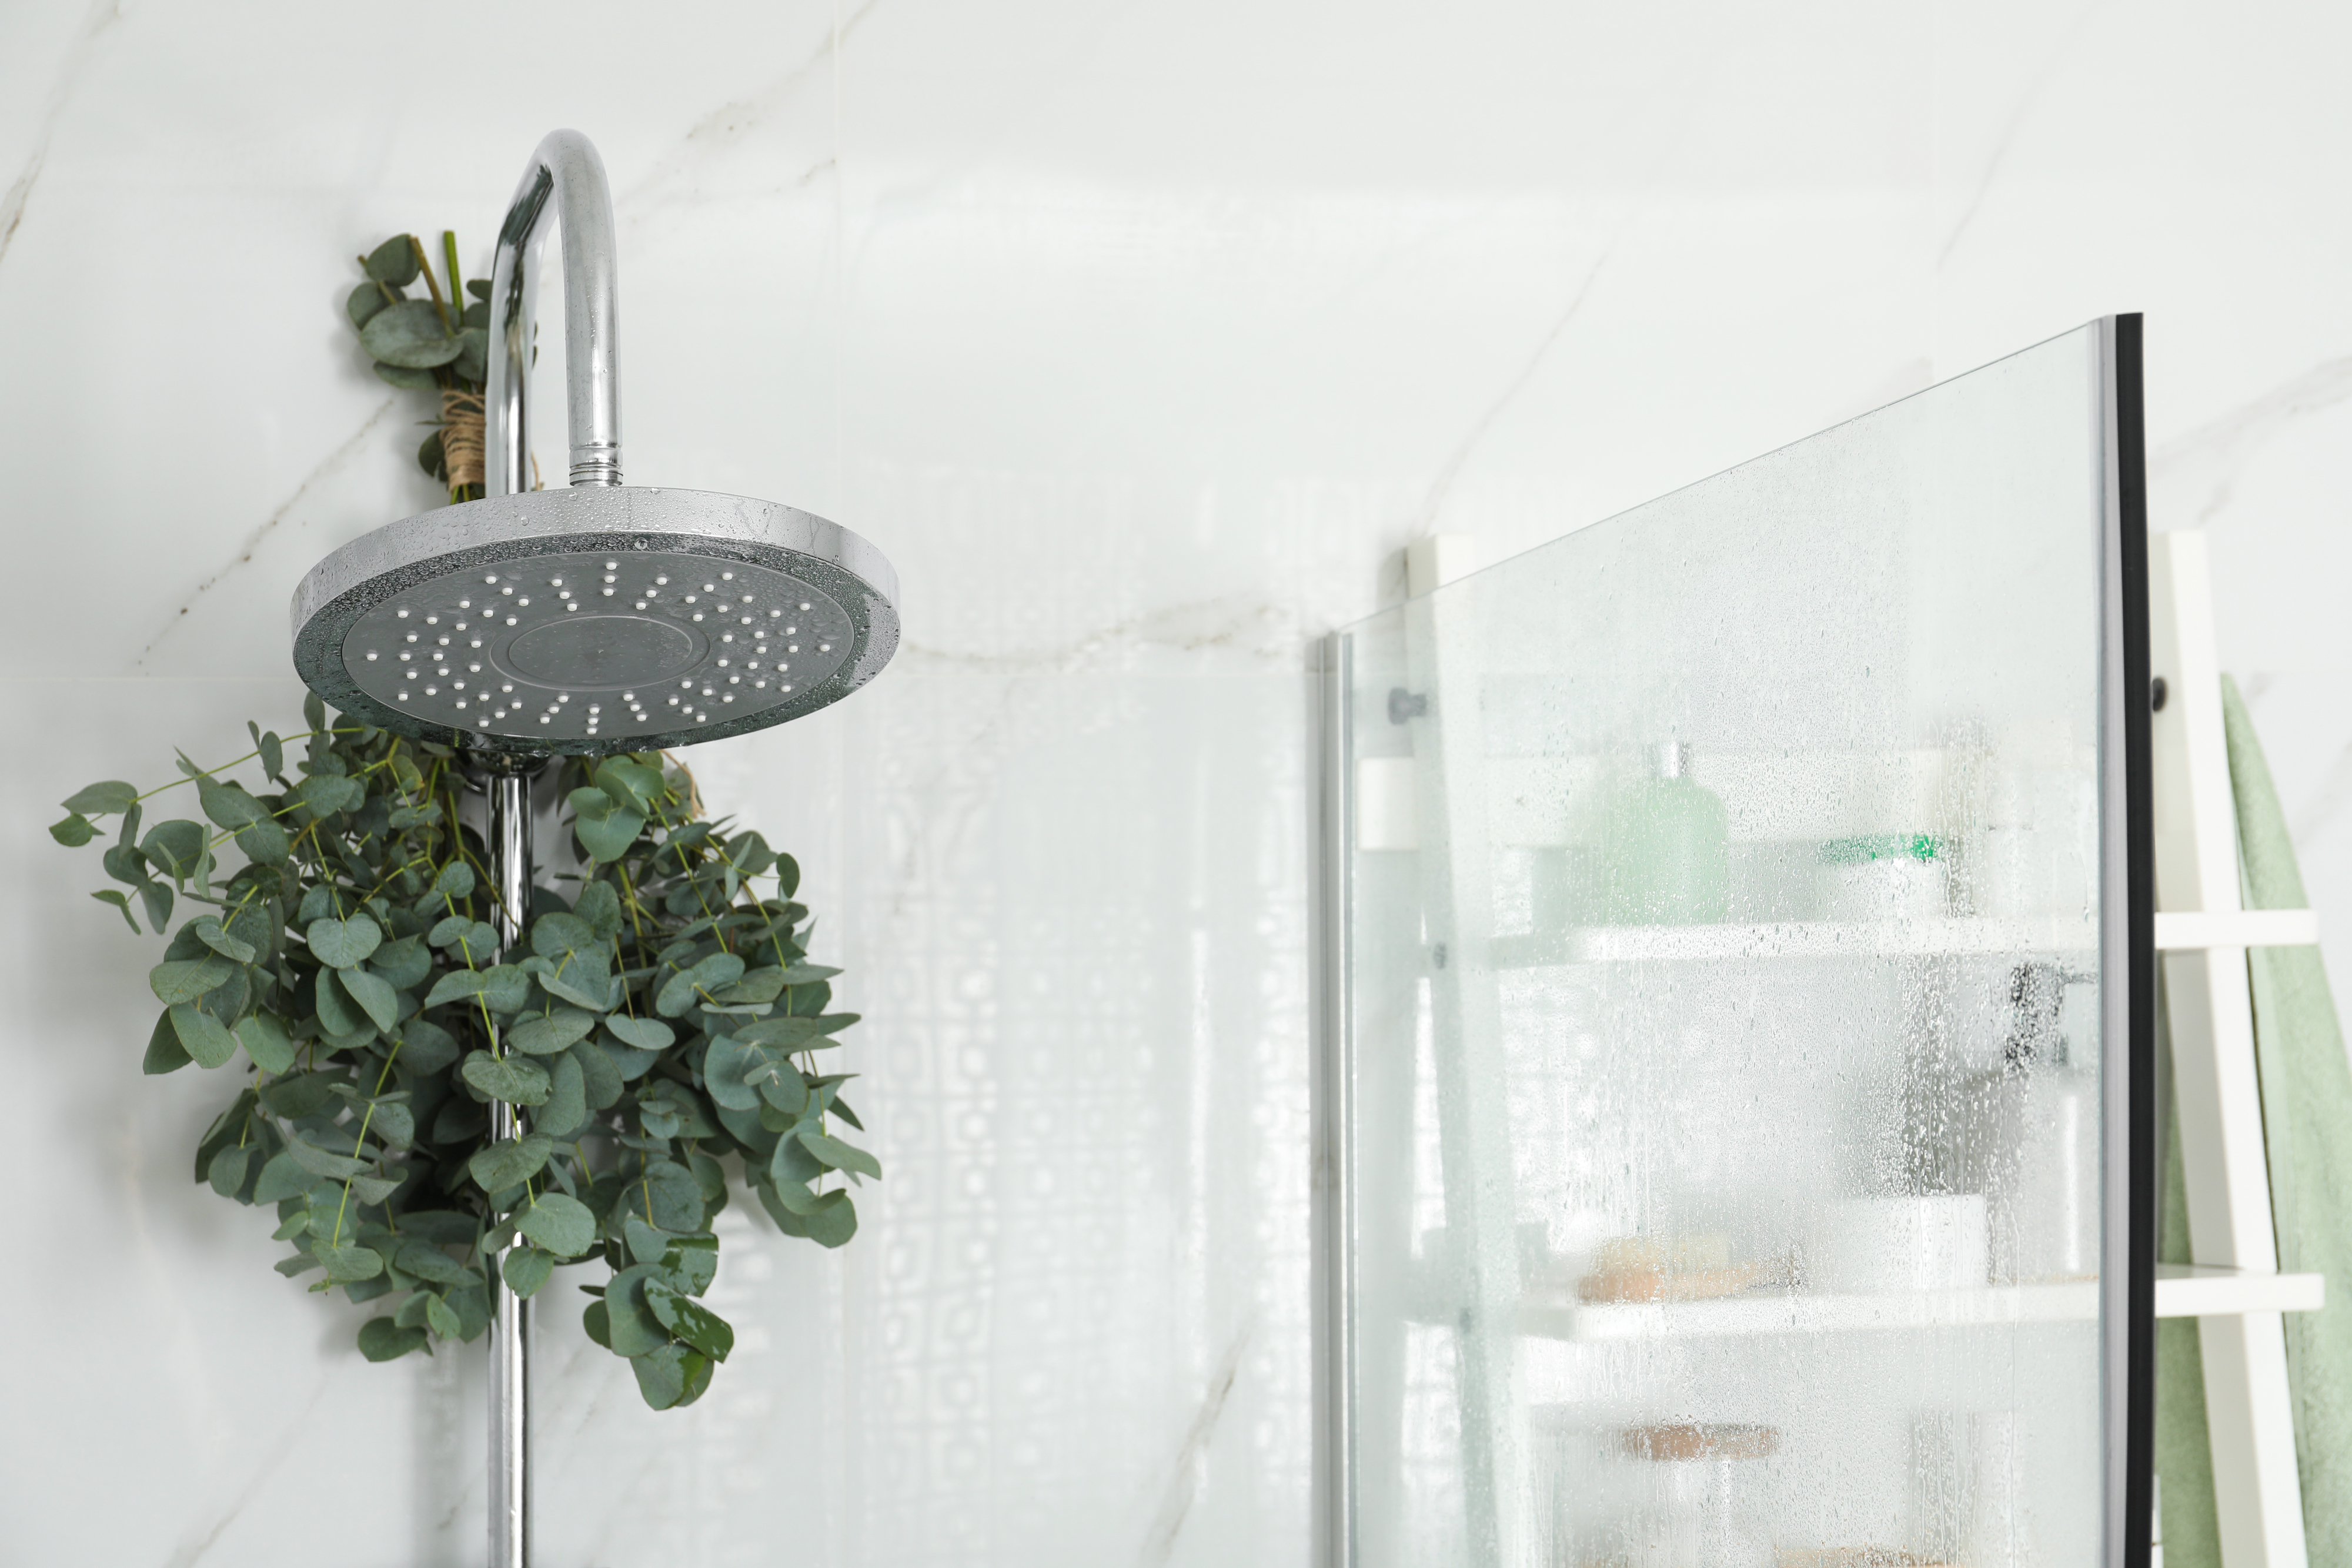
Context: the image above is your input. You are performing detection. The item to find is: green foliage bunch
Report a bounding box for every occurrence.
[346,231,492,502]
[51,696,877,1410]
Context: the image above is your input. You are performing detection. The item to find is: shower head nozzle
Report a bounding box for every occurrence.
[289,129,897,757]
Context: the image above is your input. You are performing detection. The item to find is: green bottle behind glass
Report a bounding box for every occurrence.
[1603,741,1730,925]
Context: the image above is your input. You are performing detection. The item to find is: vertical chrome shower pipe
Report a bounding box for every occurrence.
[487,767,533,1568]
[479,128,626,1568]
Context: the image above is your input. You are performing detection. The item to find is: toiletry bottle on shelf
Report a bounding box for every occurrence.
[1602,741,1729,924]
[1990,962,2097,1282]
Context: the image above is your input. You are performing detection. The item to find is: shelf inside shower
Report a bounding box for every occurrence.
[1487,914,2100,968]
[1449,1265,2321,1355]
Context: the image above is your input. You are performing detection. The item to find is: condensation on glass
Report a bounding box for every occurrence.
[1327,323,2139,1568]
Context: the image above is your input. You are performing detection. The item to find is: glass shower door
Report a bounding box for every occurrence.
[1322,319,2150,1567]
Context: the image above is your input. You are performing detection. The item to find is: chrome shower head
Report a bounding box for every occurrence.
[290,131,897,755]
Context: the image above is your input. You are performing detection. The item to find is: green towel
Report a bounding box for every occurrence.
[2151,677,2352,1565]
[2225,674,2352,1560]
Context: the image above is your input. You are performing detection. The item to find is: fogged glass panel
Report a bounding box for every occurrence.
[1342,326,2108,1567]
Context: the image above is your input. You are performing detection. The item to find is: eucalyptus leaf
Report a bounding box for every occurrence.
[347,1173,402,1206]
[623,1213,668,1265]
[338,967,400,1032]
[234,818,292,865]
[313,968,366,1038]
[699,1035,762,1111]
[531,912,596,959]
[363,235,420,286]
[259,1071,338,1119]
[373,360,437,391]
[634,1160,706,1234]
[207,1145,253,1199]
[502,1246,556,1298]
[286,1137,370,1181]
[198,783,266,829]
[252,1152,315,1205]
[169,1002,239,1069]
[397,1017,459,1075]
[149,955,231,1005]
[630,1343,709,1411]
[141,1011,192,1072]
[514,1192,596,1257]
[536,965,613,1011]
[460,1051,551,1106]
[604,1014,674,1052]
[369,935,431,991]
[714,967,787,1005]
[509,1008,596,1056]
[188,918,256,962]
[234,1013,296,1074]
[767,1186,857,1248]
[62,780,138,815]
[358,1318,428,1362]
[427,916,500,958]
[468,1134,553,1192]
[102,842,148,887]
[369,1100,416,1151]
[347,281,391,330]
[560,887,615,945]
[306,914,383,969]
[656,953,746,1018]
[645,1281,733,1362]
[799,1129,881,1181]
[537,1049,587,1140]
[569,786,645,863]
[754,1061,808,1117]
[592,760,667,813]
[296,774,366,817]
[452,327,487,384]
[359,299,461,369]
[734,1014,858,1049]
[312,1241,385,1282]
[602,1265,668,1356]
[140,820,206,881]
[49,813,94,846]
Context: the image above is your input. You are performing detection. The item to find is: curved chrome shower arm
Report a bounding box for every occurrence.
[485,129,622,494]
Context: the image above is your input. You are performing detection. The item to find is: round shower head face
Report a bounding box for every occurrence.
[292,487,897,756]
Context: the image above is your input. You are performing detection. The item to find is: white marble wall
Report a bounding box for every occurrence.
[1,2,2347,1563]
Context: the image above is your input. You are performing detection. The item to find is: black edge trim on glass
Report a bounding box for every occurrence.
[2115,312,2157,1568]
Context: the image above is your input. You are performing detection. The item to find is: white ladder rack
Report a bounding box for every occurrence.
[2150,529,2324,1568]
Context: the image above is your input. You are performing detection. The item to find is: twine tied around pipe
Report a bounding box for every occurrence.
[440,387,486,493]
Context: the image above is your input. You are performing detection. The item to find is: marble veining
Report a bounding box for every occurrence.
[132,397,397,667]
[615,0,880,216]
[2150,355,2352,528]
[0,0,118,268]
[1140,1321,1255,1566]
[1412,209,1635,536]
[1936,0,2107,266]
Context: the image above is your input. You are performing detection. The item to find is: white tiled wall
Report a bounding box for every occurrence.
[1,2,2346,1562]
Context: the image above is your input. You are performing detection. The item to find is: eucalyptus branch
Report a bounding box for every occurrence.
[49,691,866,1410]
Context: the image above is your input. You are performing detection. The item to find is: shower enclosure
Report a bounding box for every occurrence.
[1318,319,2154,1566]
